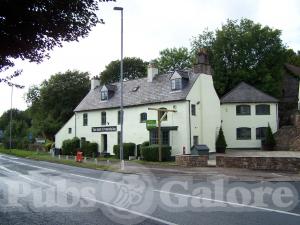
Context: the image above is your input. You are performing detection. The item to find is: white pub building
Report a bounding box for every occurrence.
[55,51,279,155]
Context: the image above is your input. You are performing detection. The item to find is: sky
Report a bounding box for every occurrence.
[1,0,300,115]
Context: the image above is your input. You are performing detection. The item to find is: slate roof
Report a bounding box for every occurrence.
[285,63,300,78]
[220,82,278,103]
[74,72,198,112]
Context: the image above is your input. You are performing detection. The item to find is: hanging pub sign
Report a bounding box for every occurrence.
[92,126,117,132]
[146,120,157,130]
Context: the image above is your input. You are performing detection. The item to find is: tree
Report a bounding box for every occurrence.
[154,47,193,73]
[262,124,276,150]
[0,0,114,81]
[100,57,148,84]
[26,70,90,139]
[191,19,287,97]
[215,126,227,153]
[286,49,300,67]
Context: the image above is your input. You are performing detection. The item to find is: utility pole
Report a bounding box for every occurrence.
[148,107,176,161]
[9,85,13,150]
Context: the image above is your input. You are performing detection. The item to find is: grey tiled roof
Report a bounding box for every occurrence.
[285,63,300,77]
[220,82,278,103]
[74,72,198,112]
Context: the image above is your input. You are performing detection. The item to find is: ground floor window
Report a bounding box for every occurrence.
[236,127,251,140]
[256,127,267,140]
[193,136,199,146]
[149,129,170,145]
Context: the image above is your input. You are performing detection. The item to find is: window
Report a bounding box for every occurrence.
[83,113,88,126]
[191,104,196,116]
[68,128,72,134]
[117,131,121,145]
[118,110,121,124]
[158,108,167,121]
[236,105,251,115]
[140,112,147,123]
[101,112,106,125]
[256,104,270,115]
[193,136,199,146]
[101,91,108,101]
[171,78,182,91]
[236,127,251,140]
[256,127,267,140]
[150,130,169,145]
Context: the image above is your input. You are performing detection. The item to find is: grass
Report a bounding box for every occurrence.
[132,159,177,166]
[0,148,115,171]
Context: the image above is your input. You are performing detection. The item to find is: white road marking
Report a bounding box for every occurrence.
[1,154,300,218]
[0,165,52,187]
[83,196,178,225]
[155,190,300,217]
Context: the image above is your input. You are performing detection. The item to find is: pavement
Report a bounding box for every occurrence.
[1,153,300,225]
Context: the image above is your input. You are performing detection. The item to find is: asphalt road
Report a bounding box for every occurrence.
[0,154,300,225]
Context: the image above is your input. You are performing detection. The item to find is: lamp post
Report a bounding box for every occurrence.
[114,6,124,170]
[9,85,13,150]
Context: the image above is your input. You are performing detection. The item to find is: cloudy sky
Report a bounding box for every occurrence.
[1,0,300,115]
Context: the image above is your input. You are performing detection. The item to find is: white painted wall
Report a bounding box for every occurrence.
[221,103,278,148]
[55,115,75,148]
[187,74,221,152]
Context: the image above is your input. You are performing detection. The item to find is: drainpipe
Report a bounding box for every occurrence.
[75,112,77,138]
[188,100,192,152]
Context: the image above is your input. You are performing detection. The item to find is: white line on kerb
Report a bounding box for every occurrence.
[83,196,178,225]
[155,190,300,217]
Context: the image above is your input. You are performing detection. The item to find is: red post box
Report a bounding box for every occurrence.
[76,151,83,162]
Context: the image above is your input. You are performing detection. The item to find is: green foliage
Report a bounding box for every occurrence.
[191,19,287,97]
[141,141,150,147]
[100,57,148,84]
[263,125,276,150]
[113,143,136,159]
[44,141,54,152]
[62,137,80,155]
[140,145,171,162]
[0,0,112,74]
[26,70,90,139]
[215,127,227,153]
[82,141,98,158]
[154,47,193,73]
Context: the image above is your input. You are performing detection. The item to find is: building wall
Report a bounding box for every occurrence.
[55,115,76,148]
[221,103,278,148]
[55,101,190,156]
[186,74,220,152]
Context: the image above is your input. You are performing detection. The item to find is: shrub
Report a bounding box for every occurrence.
[262,124,276,151]
[141,141,150,147]
[113,143,136,159]
[45,141,53,152]
[140,145,171,161]
[62,137,80,155]
[215,127,227,153]
[82,142,98,157]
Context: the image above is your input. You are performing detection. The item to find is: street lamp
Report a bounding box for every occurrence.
[114,6,124,170]
[9,85,13,150]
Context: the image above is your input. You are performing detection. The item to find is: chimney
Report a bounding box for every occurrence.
[193,48,212,75]
[147,63,159,82]
[91,77,100,90]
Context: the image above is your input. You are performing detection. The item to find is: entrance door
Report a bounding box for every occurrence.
[101,134,107,152]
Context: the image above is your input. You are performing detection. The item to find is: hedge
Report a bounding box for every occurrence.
[113,143,136,159]
[62,137,80,155]
[140,145,171,161]
[82,141,98,157]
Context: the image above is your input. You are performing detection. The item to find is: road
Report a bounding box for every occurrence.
[0,153,300,225]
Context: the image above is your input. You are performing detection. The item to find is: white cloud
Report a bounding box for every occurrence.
[0,0,299,115]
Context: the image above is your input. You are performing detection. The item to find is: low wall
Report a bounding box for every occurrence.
[176,154,208,167]
[216,155,300,172]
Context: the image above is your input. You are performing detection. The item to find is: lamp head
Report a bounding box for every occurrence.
[113,7,123,11]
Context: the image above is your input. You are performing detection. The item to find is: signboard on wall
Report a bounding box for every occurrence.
[92,126,117,132]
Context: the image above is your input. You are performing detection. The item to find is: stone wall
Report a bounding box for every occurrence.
[216,155,300,172]
[176,154,208,167]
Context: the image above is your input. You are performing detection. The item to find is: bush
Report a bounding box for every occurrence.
[140,145,171,161]
[62,137,80,155]
[113,143,136,159]
[262,124,276,150]
[45,141,54,152]
[216,127,227,153]
[141,141,150,147]
[82,142,98,157]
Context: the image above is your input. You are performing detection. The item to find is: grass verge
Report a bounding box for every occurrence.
[0,148,115,171]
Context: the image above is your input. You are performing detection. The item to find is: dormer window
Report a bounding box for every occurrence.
[171,78,182,91]
[101,90,108,101]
